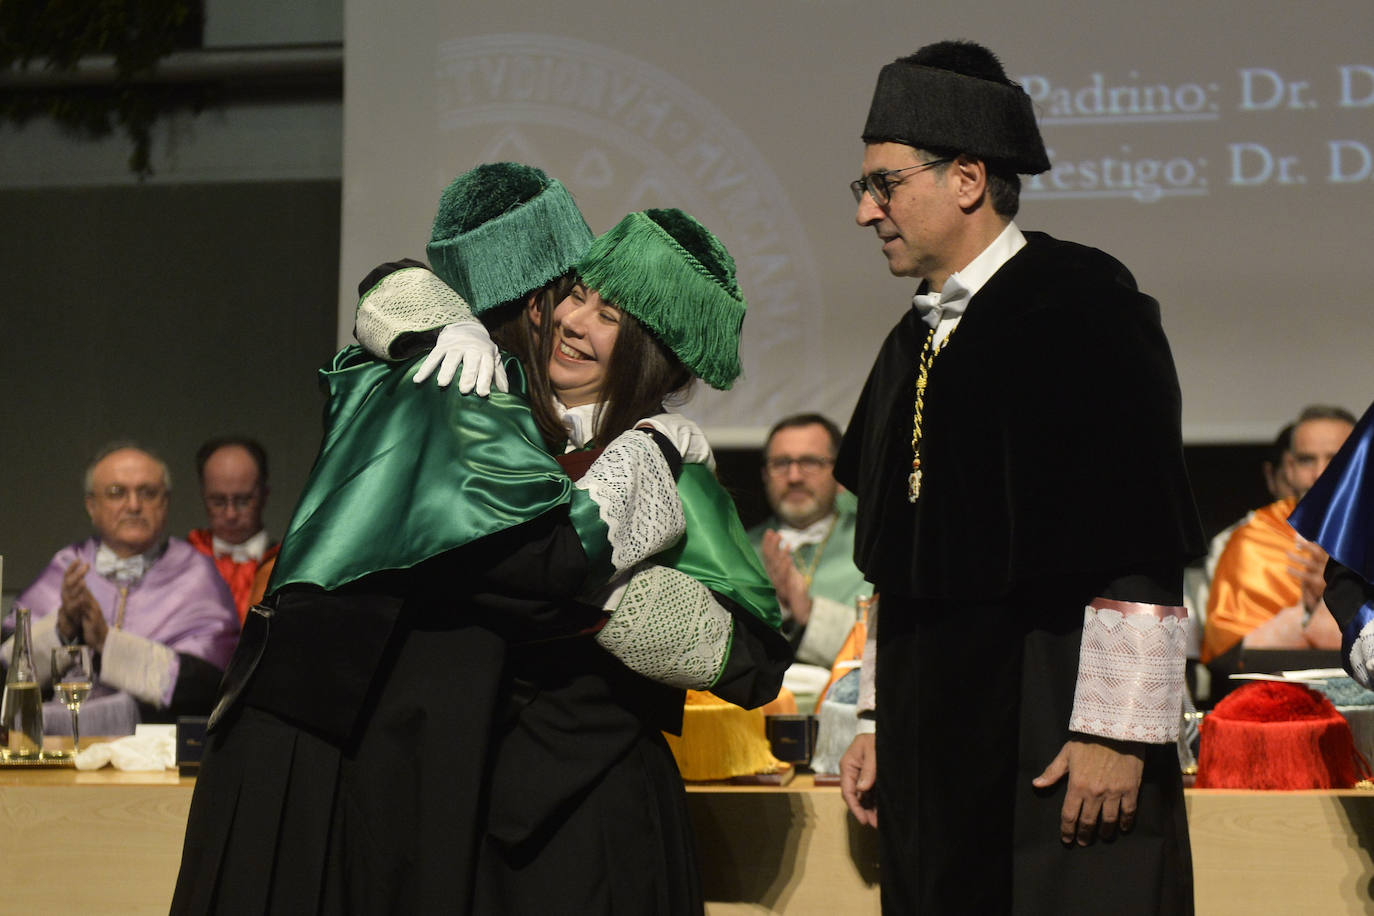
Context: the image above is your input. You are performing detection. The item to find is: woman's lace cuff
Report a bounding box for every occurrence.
[101,629,180,709]
[355,267,476,359]
[1069,599,1187,744]
[594,565,731,689]
[576,431,685,572]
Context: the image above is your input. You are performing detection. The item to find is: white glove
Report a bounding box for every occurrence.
[636,412,715,470]
[412,320,509,396]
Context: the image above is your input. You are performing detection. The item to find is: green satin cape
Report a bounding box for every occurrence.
[270,346,609,594]
[269,346,779,629]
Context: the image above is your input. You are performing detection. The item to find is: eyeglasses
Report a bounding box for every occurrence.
[94,484,166,504]
[205,493,259,512]
[763,455,835,477]
[849,158,953,206]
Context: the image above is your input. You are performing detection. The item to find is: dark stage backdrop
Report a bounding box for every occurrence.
[0,181,340,592]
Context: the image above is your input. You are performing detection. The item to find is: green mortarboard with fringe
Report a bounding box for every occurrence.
[426,162,593,314]
[575,208,745,390]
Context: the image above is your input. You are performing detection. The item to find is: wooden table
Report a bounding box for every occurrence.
[1186,788,1374,914]
[687,778,1374,914]
[0,765,192,914]
[3,767,1373,914]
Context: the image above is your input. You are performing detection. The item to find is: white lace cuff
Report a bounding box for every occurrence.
[355,267,475,359]
[594,564,732,689]
[101,629,179,709]
[857,596,879,719]
[1070,599,1187,744]
[1347,609,1374,689]
[576,431,685,572]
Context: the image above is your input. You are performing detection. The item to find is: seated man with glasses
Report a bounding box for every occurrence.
[748,414,871,674]
[5,443,240,736]
[187,436,280,623]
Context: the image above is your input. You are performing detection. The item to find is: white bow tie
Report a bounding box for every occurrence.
[94,543,160,584]
[212,530,269,563]
[776,513,836,550]
[912,277,971,329]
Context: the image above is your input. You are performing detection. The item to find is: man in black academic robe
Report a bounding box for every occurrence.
[835,40,1205,914]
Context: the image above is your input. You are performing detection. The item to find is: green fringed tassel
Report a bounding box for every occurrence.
[576,209,746,390]
[426,164,593,314]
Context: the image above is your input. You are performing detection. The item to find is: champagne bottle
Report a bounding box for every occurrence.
[2,606,45,759]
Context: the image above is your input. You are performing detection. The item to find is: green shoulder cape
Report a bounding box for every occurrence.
[269,346,778,629]
[269,346,608,594]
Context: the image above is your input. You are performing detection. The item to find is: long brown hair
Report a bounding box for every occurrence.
[592,304,695,445]
[486,275,570,449]
[486,275,695,450]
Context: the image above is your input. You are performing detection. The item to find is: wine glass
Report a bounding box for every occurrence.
[51,646,95,754]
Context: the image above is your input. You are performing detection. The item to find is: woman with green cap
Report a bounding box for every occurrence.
[473,205,789,914]
[172,164,788,915]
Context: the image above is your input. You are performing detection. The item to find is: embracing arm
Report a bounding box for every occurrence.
[354,260,508,395]
[588,563,791,708]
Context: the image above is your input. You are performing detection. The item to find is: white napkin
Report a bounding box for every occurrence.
[74,724,177,771]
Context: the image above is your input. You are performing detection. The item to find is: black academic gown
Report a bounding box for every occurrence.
[835,232,1204,915]
[171,507,790,916]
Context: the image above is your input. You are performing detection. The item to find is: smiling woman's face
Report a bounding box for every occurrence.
[538,283,623,407]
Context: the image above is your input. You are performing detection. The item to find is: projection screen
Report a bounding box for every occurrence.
[339,0,1373,446]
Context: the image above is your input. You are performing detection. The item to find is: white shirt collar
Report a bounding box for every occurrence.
[913,221,1026,345]
[555,400,600,450]
[946,220,1026,301]
[211,528,270,563]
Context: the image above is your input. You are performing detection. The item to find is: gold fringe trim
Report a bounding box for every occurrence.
[663,690,784,780]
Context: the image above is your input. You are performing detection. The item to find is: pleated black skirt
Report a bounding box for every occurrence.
[171,615,702,914]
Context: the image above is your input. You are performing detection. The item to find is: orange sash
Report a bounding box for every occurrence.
[1201,500,1303,663]
[814,596,872,707]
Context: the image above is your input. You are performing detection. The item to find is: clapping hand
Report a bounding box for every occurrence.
[58,560,108,651]
[760,530,813,625]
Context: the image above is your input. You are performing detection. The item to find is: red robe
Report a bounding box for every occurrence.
[187,529,281,625]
